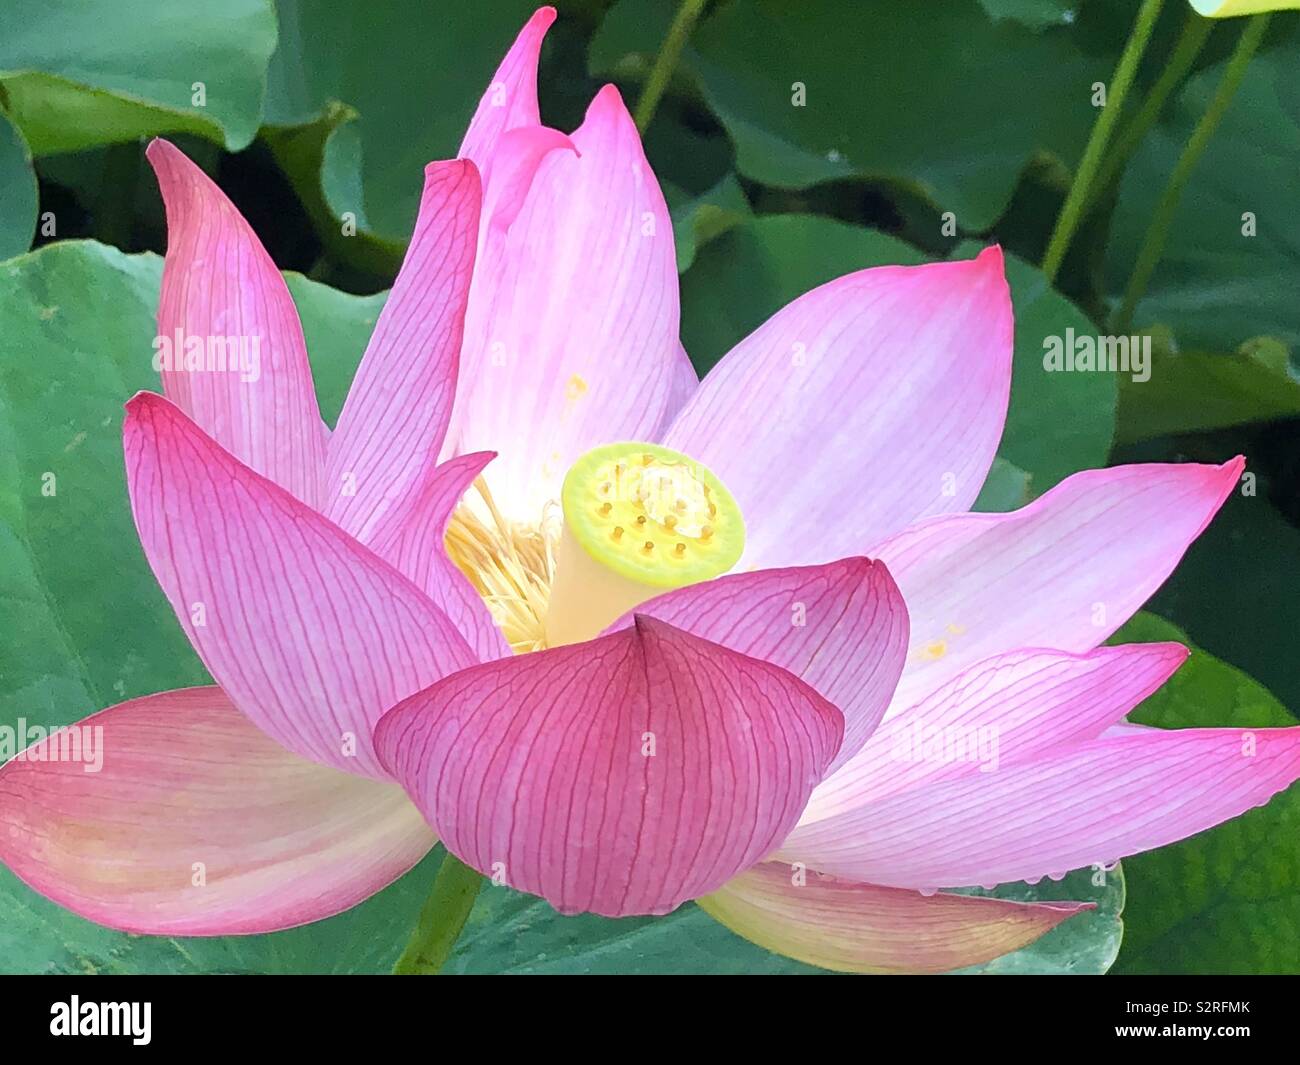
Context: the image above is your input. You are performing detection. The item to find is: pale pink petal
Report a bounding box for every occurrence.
[795,642,1187,829]
[699,862,1089,974]
[475,125,576,250]
[124,393,478,780]
[367,451,511,662]
[1102,722,1159,737]
[460,124,579,368]
[147,139,325,508]
[0,688,434,935]
[610,558,907,775]
[447,85,680,522]
[875,460,1243,714]
[662,248,1012,569]
[376,616,842,917]
[457,6,556,167]
[656,342,699,436]
[785,727,1300,890]
[324,160,480,541]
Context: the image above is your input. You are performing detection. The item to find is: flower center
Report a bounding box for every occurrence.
[544,442,745,646]
[444,478,557,655]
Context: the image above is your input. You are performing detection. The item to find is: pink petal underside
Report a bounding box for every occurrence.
[662,247,1013,570]
[375,616,843,917]
[324,160,481,542]
[146,139,325,508]
[793,642,1188,831]
[446,85,681,523]
[608,558,908,776]
[366,451,512,662]
[698,862,1090,974]
[457,6,556,168]
[873,459,1244,716]
[0,688,434,935]
[784,726,1300,891]
[123,392,478,780]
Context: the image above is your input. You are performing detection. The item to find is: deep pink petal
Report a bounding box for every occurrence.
[795,642,1188,829]
[0,688,434,935]
[366,451,511,662]
[146,139,325,507]
[662,248,1012,568]
[699,862,1089,974]
[874,460,1243,714]
[123,393,478,779]
[376,616,842,916]
[447,85,681,521]
[324,160,480,541]
[611,558,908,775]
[457,6,556,167]
[785,727,1300,890]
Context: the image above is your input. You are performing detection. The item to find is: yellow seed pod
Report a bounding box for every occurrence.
[545,442,745,646]
[1188,0,1299,15]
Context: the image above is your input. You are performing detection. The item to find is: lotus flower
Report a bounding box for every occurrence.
[3,7,1299,975]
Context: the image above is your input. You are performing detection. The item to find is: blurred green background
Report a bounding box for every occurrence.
[0,0,1297,973]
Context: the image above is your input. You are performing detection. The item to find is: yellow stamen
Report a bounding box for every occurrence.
[444,477,556,655]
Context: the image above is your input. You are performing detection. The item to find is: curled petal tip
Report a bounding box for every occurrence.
[1204,454,1247,502]
[975,243,1004,269]
[963,244,1007,293]
[1135,640,1192,668]
[426,157,479,182]
[589,83,629,119]
[123,390,162,416]
[144,137,196,184]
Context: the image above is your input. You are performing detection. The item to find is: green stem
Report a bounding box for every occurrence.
[392,852,483,975]
[1041,0,1165,284]
[1083,11,1214,216]
[634,0,709,133]
[1114,13,1270,333]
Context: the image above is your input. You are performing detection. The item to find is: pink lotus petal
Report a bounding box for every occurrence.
[874,459,1243,714]
[448,85,681,522]
[376,616,842,917]
[0,688,434,935]
[475,124,577,253]
[699,862,1090,974]
[611,558,908,775]
[146,139,326,508]
[367,451,511,662]
[458,6,556,168]
[662,248,1012,569]
[785,726,1300,890]
[324,160,480,542]
[656,342,699,436]
[794,642,1188,830]
[123,392,478,779]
